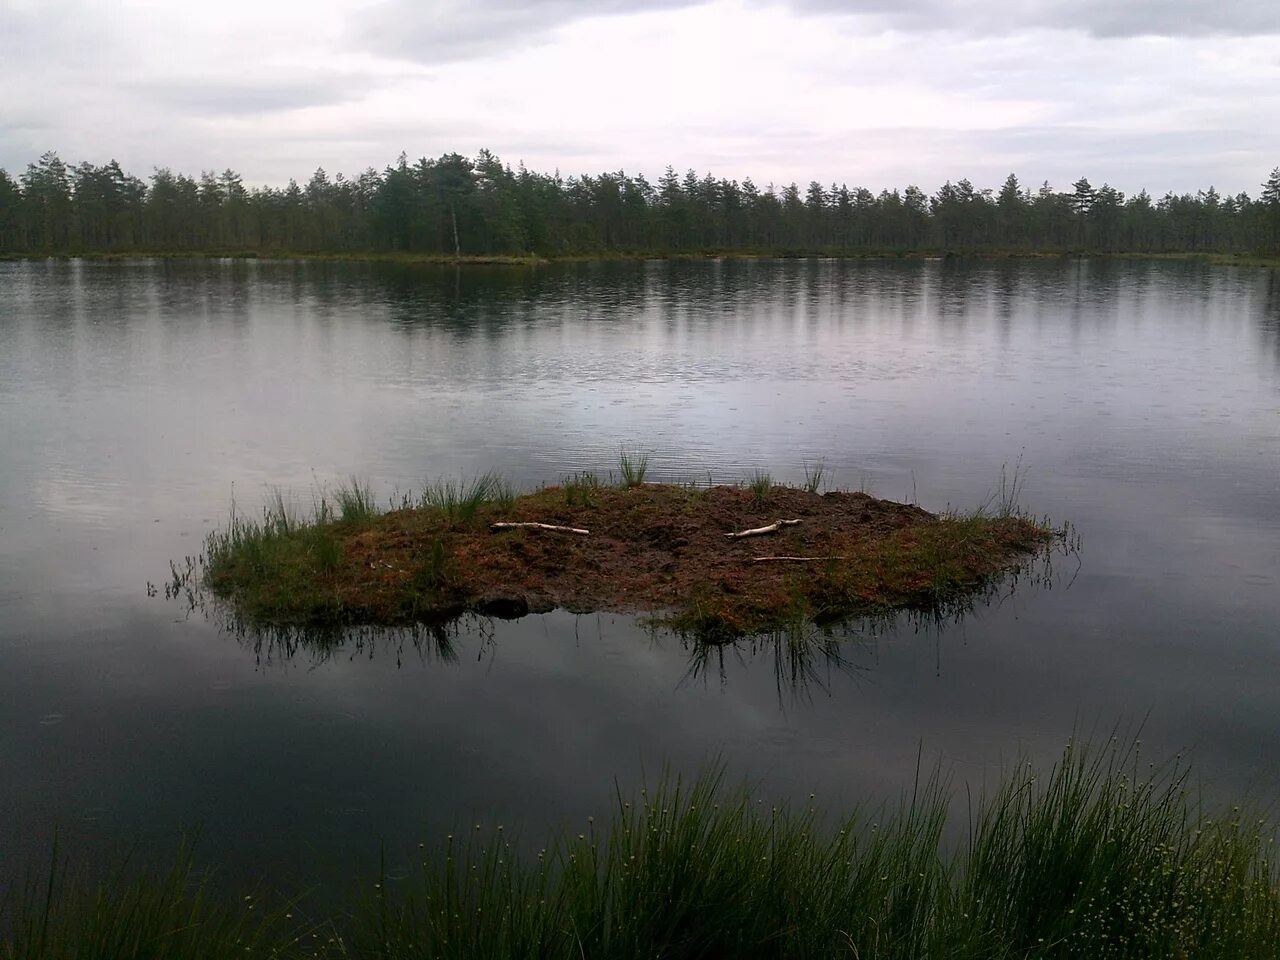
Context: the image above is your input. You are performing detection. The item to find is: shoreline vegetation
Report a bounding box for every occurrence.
[199,459,1060,640]
[3,248,1280,269]
[5,742,1278,958]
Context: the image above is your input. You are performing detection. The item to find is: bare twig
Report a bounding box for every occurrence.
[725,519,802,540]
[752,556,845,563]
[491,522,590,535]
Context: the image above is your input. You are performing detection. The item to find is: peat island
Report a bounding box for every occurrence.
[203,462,1055,639]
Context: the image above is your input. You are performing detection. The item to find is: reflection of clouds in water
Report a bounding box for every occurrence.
[3,256,1280,888]
[35,462,130,527]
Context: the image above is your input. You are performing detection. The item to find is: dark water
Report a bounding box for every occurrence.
[2,257,1279,893]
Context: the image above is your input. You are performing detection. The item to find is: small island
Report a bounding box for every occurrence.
[203,465,1055,639]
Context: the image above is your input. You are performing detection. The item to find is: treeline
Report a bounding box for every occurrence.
[2,149,1279,258]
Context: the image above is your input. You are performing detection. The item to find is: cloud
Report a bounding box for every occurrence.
[780,0,1280,38]
[1,0,1278,195]
[354,0,1280,61]
[133,77,369,117]
[357,0,698,63]
[0,0,133,76]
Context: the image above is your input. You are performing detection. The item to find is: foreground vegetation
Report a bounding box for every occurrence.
[4,741,1278,958]
[4,149,1279,259]
[199,462,1056,639]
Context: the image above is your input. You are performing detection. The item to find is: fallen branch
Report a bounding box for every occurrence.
[725,519,802,540]
[491,522,590,535]
[752,555,846,563]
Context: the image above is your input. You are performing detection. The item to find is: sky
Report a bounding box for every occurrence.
[1,0,1277,196]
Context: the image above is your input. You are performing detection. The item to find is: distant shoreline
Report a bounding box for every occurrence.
[2,248,1278,269]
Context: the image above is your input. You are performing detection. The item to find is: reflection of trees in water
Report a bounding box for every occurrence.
[254,256,1280,359]
[366,259,954,340]
[374,262,653,333]
[1259,270,1280,368]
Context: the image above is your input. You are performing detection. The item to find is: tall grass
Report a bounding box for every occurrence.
[562,470,602,507]
[972,455,1028,519]
[802,458,827,494]
[319,742,1280,957]
[201,472,517,625]
[411,537,456,593]
[200,489,356,624]
[747,468,773,500]
[206,482,376,577]
[7,742,1278,959]
[334,478,379,524]
[0,842,302,960]
[418,472,513,524]
[618,448,650,488]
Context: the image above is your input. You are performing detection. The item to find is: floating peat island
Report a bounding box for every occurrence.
[203,468,1055,639]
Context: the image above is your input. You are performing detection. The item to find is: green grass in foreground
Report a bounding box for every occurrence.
[4,741,1278,959]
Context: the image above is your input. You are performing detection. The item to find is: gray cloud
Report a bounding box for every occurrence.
[2,0,1277,196]
[355,0,1280,64]
[0,0,145,67]
[357,0,698,63]
[134,77,367,117]
[1,2,69,52]
[782,0,1280,38]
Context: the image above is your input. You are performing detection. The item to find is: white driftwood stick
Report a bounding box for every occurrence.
[752,556,829,563]
[724,519,802,540]
[491,522,590,535]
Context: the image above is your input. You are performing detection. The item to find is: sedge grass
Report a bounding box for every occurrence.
[970,455,1029,520]
[0,841,305,960]
[5,741,1278,959]
[618,448,650,488]
[746,468,774,501]
[201,472,509,627]
[202,492,356,624]
[802,458,827,494]
[334,478,379,524]
[419,472,513,524]
[562,470,602,507]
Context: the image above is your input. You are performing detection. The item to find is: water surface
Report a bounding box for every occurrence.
[2,257,1278,891]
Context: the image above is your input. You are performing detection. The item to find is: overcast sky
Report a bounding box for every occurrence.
[2,0,1277,196]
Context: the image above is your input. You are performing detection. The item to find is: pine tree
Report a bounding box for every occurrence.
[1261,168,1280,253]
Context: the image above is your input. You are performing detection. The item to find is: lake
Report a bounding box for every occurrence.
[2,256,1278,894]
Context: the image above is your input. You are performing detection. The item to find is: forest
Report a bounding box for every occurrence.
[2,149,1279,259]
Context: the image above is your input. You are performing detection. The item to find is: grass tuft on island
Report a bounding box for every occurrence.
[202,466,1057,639]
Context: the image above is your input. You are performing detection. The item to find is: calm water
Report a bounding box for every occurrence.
[2,257,1279,892]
